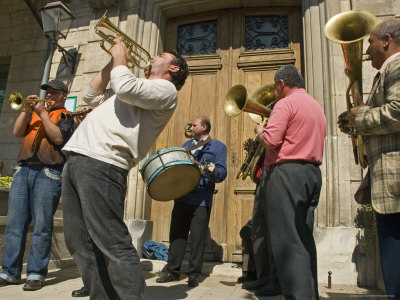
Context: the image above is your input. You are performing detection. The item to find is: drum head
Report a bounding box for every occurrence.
[147,164,201,201]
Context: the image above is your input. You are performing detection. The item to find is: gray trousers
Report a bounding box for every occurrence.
[256,162,321,300]
[252,179,277,283]
[62,154,145,300]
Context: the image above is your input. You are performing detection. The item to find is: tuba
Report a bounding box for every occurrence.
[224,84,276,182]
[324,10,377,169]
[95,11,151,69]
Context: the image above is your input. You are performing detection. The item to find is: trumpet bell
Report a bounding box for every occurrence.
[8,92,24,111]
[224,84,272,120]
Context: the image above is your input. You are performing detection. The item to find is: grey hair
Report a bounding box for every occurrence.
[274,64,304,88]
[377,19,400,44]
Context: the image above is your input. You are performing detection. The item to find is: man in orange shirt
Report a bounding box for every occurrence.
[0,80,74,291]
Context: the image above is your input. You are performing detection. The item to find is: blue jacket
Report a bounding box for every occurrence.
[176,138,227,207]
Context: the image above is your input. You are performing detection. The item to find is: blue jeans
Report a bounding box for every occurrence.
[0,164,61,282]
[62,154,145,300]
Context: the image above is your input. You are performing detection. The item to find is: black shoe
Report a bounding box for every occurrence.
[188,274,199,288]
[23,280,43,291]
[0,277,12,287]
[242,278,269,291]
[156,272,180,283]
[142,249,156,260]
[237,272,257,283]
[72,286,90,297]
[254,280,281,297]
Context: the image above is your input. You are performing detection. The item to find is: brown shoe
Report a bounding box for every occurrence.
[23,280,43,291]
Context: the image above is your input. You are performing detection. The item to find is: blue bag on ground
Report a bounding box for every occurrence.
[143,240,169,261]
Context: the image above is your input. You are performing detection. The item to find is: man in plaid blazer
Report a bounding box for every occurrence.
[347,19,400,299]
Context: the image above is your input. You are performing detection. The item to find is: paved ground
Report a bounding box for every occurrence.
[0,261,388,300]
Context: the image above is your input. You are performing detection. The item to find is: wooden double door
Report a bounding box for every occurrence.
[150,6,302,262]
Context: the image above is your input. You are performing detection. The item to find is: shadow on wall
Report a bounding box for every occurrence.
[352,205,380,289]
[55,49,82,92]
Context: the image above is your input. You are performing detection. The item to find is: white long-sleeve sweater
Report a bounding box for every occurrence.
[62,65,178,170]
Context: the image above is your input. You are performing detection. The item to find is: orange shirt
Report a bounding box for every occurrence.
[17,108,72,166]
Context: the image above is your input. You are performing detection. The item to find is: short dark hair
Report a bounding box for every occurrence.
[200,117,211,133]
[166,50,189,91]
[377,19,400,45]
[274,64,304,88]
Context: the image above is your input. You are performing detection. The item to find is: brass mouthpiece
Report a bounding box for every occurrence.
[362,55,372,61]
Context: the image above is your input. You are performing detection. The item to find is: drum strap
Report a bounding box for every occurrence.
[186,138,213,151]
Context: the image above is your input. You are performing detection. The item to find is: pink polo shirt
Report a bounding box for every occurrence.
[261,88,326,170]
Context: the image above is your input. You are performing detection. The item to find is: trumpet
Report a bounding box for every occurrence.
[184,122,193,138]
[9,92,51,111]
[95,11,151,69]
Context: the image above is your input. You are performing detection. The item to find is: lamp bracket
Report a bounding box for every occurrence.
[53,40,78,74]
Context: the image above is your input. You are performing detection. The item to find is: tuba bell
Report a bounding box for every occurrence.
[95,11,151,70]
[224,84,277,182]
[324,10,377,169]
[224,84,273,119]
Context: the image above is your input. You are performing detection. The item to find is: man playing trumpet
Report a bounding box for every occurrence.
[61,38,188,300]
[0,80,74,291]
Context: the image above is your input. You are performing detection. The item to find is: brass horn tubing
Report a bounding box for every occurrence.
[345,80,367,168]
[244,100,272,118]
[236,141,264,181]
[342,41,363,100]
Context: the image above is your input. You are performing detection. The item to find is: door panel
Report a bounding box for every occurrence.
[150,6,302,262]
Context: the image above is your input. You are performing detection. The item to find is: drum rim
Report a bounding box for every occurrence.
[146,160,199,186]
[139,147,187,174]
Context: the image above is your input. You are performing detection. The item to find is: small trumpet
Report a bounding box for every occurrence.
[9,92,51,111]
[95,11,151,69]
[184,122,193,138]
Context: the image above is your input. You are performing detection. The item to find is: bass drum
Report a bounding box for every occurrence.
[140,147,202,201]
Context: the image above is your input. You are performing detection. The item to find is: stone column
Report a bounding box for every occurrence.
[123,0,166,256]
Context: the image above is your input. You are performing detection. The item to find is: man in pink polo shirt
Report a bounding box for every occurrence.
[251,65,326,299]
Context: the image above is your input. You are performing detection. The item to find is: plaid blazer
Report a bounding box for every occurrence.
[355,54,400,214]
